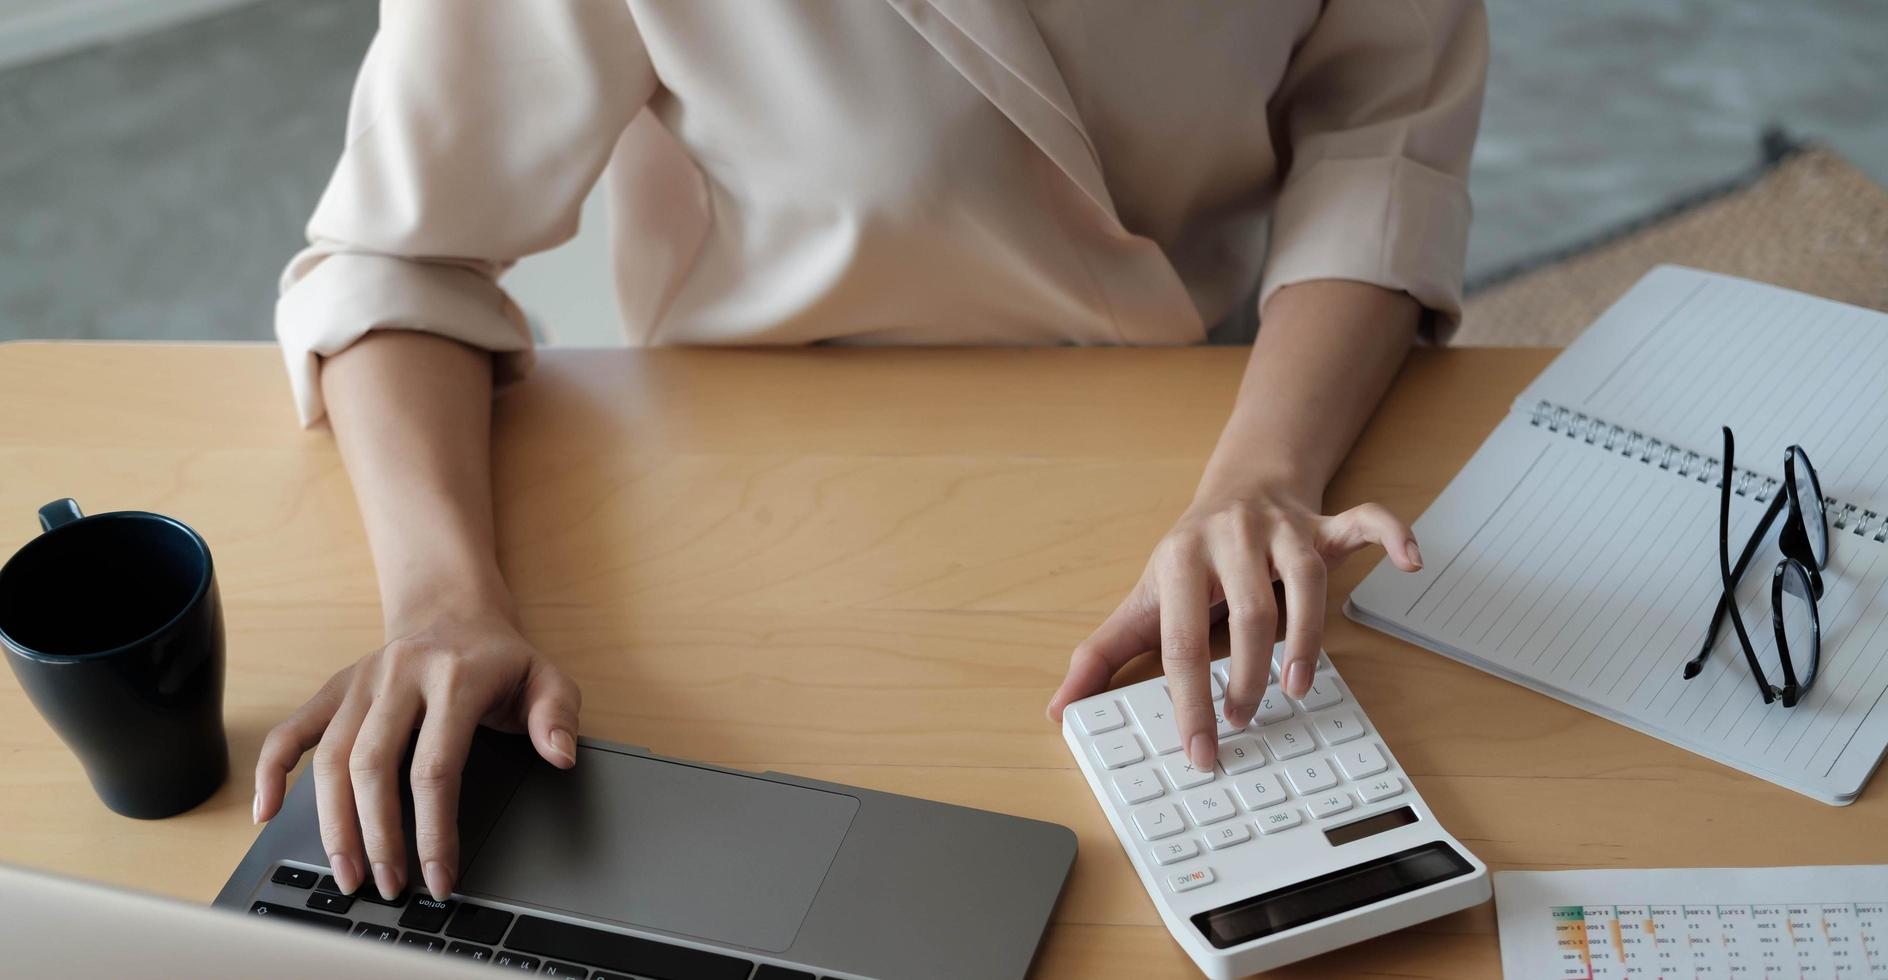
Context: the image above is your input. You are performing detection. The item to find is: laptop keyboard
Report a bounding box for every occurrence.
[249,865,825,979]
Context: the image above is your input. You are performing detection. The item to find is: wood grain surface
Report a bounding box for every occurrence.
[0,342,1878,978]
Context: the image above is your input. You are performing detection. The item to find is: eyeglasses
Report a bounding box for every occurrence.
[1682,426,1827,707]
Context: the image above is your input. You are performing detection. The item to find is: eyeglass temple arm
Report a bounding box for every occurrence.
[1683,475,1788,679]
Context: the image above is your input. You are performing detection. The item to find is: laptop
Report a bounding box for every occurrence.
[211,729,1075,979]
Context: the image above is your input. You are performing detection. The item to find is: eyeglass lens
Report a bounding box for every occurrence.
[1788,446,1828,569]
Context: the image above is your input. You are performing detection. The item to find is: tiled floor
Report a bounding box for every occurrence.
[1,0,1883,344]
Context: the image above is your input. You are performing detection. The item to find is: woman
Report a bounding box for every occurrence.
[254,0,1484,906]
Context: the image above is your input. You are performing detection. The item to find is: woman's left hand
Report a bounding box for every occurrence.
[1046,487,1422,773]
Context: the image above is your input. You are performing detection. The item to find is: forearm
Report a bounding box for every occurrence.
[1198,280,1419,506]
[320,331,514,635]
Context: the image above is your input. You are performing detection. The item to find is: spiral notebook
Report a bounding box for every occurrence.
[1346,266,1888,805]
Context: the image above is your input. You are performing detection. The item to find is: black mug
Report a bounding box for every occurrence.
[0,499,228,818]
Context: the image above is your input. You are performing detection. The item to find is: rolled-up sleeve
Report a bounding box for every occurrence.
[1257,0,1488,338]
[277,0,656,426]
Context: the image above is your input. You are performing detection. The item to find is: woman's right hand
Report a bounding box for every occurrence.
[251,609,581,903]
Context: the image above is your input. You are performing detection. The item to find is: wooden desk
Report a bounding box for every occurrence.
[0,343,1878,978]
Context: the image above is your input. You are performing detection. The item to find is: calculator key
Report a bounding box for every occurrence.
[1133,803,1186,841]
[1150,836,1200,866]
[1215,735,1266,775]
[1168,868,1215,893]
[1312,708,1365,745]
[1358,775,1405,803]
[1123,685,1185,755]
[1286,758,1339,795]
[1263,722,1316,759]
[1112,766,1165,805]
[1161,754,1215,790]
[1257,807,1304,835]
[1308,792,1353,818]
[1093,736,1145,770]
[1253,685,1294,725]
[1076,699,1126,735]
[1232,772,1287,810]
[1212,707,1242,739]
[1296,672,1344,711]
[1336,742,1389,779]
[1205,822,1252,850]
[1182,787,1237,825]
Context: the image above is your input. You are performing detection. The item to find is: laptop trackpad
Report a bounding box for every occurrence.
[460,750,860,953]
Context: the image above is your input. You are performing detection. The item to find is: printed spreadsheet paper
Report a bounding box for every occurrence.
[1347,267,1888,803]
[1495,866,1888,978]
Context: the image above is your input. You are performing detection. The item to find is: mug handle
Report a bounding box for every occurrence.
[38,498,83,532]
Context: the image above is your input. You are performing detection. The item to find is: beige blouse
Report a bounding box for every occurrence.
[277,0,1488,425]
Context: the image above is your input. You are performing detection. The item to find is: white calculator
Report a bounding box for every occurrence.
[1063,649,1489,978]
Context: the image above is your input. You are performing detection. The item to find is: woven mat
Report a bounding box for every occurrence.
[1456,147,1888,347]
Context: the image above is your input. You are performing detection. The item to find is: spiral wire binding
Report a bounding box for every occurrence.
[1528,400,1886,543]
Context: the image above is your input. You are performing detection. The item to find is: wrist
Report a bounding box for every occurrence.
[382,565,519,637]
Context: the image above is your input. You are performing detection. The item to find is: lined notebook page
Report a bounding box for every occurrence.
[1518,267,1888,510]
[1350,269,1888,801]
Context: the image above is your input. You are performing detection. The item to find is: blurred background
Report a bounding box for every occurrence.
[0,0,1883,346]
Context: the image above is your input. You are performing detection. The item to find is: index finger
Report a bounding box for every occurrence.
[1156,554,1216,772]
[409,708,477,902]
[1276,541,1327,698]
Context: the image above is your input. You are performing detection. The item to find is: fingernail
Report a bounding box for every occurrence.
[548,729,576,767]
[1284,660,1312,698]
[250,792,261,825]
[371,861,401,902]
[423,861,452,902]
[329,853,360,894]
[1188,733,1215,772]
[1406,538,1424,569]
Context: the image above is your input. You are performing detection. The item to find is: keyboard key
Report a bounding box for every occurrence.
[1151,836,1200,866]
[1092,736,1145,770]
[444,903,514,945]
[306,890,354,914]
[1112,766,1164,805]
[1204,821,1252,851]
[1169,868,1215,893]
[1296,672,1344,711]
[248,901,350,932]
[542,962,590,978]
[492,951,540,971]
[1232,772,1287,810]
[1263,722,1316,759]
[1253,685,1294,725]
[1123,684,1184,755]
[1182,787,1237,825]
[270,865,317,889]
[1212,707,1241,739]
[753,969,818,980]
[1075,699,1125,735]
[505,915,754,980]
[397,894,455,933]
[1336,742,1389,779]
[445,941,493,961]
[399,931,447,953]
[1216,734,1266,775]
[1286,758,1339,795]
[353,922,399,943]
[1312,708,1365,744]
[1257,807,1304,835]
[1358,775,1405,803]
[1160,754,1214,790]
[1308,792,1353,818]
[1133,802,1186,840]
[318,874,406,906]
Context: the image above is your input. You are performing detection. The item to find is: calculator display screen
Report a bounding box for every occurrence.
[1190,841,1474,949]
